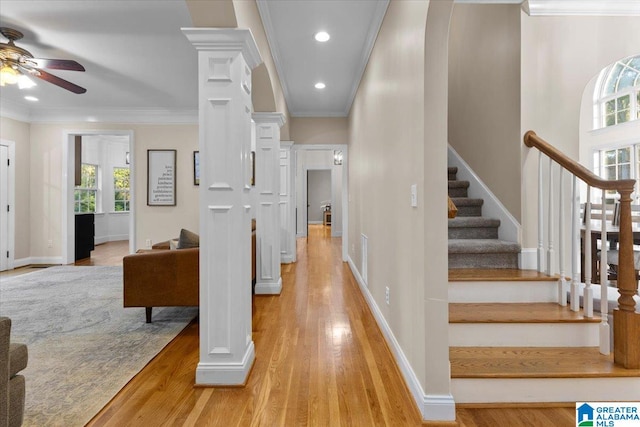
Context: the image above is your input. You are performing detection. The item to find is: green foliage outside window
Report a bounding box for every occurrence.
[114,167,130,212]
[74,164,97,213]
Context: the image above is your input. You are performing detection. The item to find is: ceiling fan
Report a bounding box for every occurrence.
[0,27,86,94]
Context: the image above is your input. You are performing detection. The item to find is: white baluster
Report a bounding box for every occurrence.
[599,188,610,354]
[547,158,555,275]
[570,176,580,312]
[584,186,593,318]
[558,169,567,306]
[538,152,544,272]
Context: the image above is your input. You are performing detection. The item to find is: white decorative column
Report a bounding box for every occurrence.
[183,28,261,385]
[253,113,285,294]
[279,142,296,264]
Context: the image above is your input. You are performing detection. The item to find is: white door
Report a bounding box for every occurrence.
[0,145,8,271]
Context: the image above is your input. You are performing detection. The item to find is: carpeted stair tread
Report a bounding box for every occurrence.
[448,167,458,175]
[450,197,483,207]
[448,180,469,189]
[448,217,500,228]
[448,239,520,254]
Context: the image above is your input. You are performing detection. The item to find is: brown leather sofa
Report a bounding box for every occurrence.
[124,221,256,322]
[0,317,28,427]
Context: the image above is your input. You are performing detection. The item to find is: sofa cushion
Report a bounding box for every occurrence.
[9,343,27,377]
[177,229,199,249]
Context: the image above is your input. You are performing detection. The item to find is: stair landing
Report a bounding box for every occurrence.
[449,268,556,282]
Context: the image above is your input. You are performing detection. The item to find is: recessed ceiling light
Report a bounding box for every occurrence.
[314,31,330,42]
[315,82,326,89]
[24,95,38,102]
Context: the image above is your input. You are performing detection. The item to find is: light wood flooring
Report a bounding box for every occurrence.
[3,230,578,425]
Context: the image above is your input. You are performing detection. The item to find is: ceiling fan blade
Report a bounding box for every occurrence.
[30,58,85,72]
[33,69,86,94]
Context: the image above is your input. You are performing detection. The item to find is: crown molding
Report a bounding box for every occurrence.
[256,0,294,115]
[524,0,640,16]
[0,100,198,125]
[344,0,390,117]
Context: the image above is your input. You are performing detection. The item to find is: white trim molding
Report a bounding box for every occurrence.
[347,256,456,421]
[524,0,640,16]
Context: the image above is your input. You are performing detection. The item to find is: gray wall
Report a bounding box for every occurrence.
[307,170,331,223]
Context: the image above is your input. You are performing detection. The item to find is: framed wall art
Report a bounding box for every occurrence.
[147,149,176,206]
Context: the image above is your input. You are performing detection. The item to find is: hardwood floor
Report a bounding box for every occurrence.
[3,231,578,425]
[74,240,130,266]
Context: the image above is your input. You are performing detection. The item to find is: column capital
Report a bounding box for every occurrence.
[182,28,262,69]
[252,112,286,128]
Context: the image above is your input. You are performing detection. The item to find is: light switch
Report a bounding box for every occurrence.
[410,184,417,207]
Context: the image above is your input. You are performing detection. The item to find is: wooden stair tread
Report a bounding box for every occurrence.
[450,303,601,323]
[450,347,640,378]
[449,268,557,282]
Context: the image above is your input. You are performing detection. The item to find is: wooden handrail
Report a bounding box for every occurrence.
[524,131,635,193]
[524,130,640,369]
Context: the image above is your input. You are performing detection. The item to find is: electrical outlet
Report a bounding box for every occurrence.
[351,243,355,253]
[145,239,152,248]
[47,240,53,248]
[385,286,390,305]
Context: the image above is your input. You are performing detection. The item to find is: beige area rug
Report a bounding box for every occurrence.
[0,266,198,427]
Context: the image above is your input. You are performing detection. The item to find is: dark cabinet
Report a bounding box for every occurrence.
[75,213,95,261]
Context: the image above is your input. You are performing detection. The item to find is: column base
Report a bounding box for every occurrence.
[613,309,640,369]
[196,341,255,386]
[254,277,282,295]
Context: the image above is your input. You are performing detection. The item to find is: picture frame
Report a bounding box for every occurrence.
[193,151,200,186]
[147,149,176,206]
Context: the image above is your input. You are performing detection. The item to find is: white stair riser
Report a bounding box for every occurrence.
[449,281,558,303]
[449,323,600,347]
[452,377,640,403]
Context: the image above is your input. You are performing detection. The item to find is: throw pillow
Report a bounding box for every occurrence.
[177,228,199,249]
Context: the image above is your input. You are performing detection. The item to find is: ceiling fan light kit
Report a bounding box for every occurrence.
[0,26,87,94]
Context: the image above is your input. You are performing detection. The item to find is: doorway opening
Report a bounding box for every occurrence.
[306,169,332,237]
[0,139,15,272]
[62,130,136,264]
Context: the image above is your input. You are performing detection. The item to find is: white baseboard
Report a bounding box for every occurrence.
[280,254,295,264]
[14,256,63,267]
[308,221,323,225]
[95,235,130,245]
[254,277,282,295]
[519,248,537,270]
[196,342,255,386]
[346,256,455,422]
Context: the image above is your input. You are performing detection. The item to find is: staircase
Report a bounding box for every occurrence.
[447,168,640,403]
[448,166,520,269]
[448,266,640,403]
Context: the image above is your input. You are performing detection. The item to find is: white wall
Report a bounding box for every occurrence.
[81,135,130,244]
[307,170,331,223]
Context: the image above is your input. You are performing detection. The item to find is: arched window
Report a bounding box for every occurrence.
[596,54,640,128]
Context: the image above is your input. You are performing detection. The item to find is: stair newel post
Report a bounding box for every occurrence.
[558,168,567,306]
[613,185,640,368]
[538,151,545,273]
[583,186,593,318]
[570,175,580,312]
[547,158,555,275]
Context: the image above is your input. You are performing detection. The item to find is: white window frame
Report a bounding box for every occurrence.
[592,142,640,204]
[595,55,640,129]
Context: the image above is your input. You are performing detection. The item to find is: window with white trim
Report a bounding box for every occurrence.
[596,54,640,128]
[74,163,98,213]
[113,167,130,212]
[593,145,640,204]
